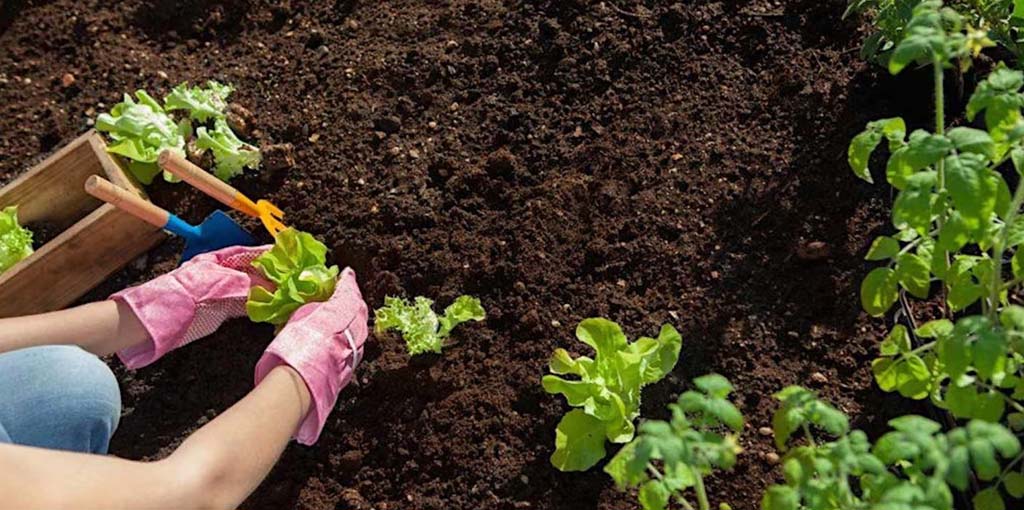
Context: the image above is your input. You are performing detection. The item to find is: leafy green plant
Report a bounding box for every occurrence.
[247,228,339,328]
[96,81,259,184]
[374,295,485,355]
[762,387,1021,510]
[845,0,998,66]
[605,374,743,510]
[542,318,682,472]
[0,206,32,274]
[850,2,1024,504]
[96,90,190,185]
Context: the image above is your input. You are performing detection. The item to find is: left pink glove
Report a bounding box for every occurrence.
[113,245,272,369]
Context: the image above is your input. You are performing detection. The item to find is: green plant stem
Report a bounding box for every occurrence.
[934,60,952,314]
[979,381,1024,414]
[648,463,696,510]
[695,474,709,510]
[801,423,818,448]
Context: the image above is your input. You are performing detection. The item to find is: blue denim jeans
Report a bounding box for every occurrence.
[0,345,121,454]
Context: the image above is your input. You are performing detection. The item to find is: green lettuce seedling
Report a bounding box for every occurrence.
[247,228,339,328]
[374,295,485,355]
[164,81,233,122]
[543,318,682,472]
[0,206,33,274]
[606,374,743,510]
[196,119,262,181]
[762,387,1021,510]
[97,81,259,184]
[96,90,190,185]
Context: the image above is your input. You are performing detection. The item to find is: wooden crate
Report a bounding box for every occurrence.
[0,130,165,318]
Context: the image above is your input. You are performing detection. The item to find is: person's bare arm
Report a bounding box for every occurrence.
[0,365,311,510]
[0,301,150,357]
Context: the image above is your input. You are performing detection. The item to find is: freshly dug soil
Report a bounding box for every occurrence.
[0,1,935,508]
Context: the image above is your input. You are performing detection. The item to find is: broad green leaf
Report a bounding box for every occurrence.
[939,212,971,251]
[895,252,931,298]
[948,127,996,159]
[551,410,607,471]
[880,325,912,356]
[866,236,901,260]
[638,480,670,510]
[893,172,935,234]
[1005,471,1024,498]
[973,488,1005,510]
[0,206,33,274]
[861,267,900,317]
[917,319,953,338]
[850,118,906,183]
[946,153,998,233]
[761,486,799,510]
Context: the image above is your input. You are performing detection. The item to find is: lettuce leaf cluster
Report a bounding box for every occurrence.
[0,206,33,274]
[247,228,338,328]
[374,295,485,355]
[542,318,682,472]
[96,81,260,185]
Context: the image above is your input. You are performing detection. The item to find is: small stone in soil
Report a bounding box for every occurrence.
[60,73,75,88]
[810,372,828,384]
[758,426,773,437]
[765,452,780,464]
[795,240,830,261]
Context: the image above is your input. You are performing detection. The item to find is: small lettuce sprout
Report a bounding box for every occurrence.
[374,295,485,355]
[164,81,233,122]
[247,228,339,328]
[606,374,743,510]
[196,119,262,181]
[543,318,682,472]
[0,206,33,273]
[96,90,190,184]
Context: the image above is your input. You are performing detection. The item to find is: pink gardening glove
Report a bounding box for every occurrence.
[254,267,368,445]
[113,245,273,369]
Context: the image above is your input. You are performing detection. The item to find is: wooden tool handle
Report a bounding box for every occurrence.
[84,175,169,228]
[158,151,240,208]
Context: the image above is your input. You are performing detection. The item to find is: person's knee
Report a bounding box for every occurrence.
[0,346,121,453]
[53,346,121,452]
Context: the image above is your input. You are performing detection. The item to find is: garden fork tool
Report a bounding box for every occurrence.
[158,150,287,237]
[84,175,256,263]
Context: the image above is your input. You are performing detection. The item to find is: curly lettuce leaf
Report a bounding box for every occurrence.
[196,119,262,181]
[0,206,33,273]
[374,295,485,355]
[247,228,338,327]
[96,90,190,184]
[164,81,233,123]
[543,318,682,472]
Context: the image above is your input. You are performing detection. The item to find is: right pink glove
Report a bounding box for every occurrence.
[254,267,368,445]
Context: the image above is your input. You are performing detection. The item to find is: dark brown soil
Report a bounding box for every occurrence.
[0,1,933,508]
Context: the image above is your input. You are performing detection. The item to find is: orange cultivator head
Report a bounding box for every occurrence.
[256,199,287,237]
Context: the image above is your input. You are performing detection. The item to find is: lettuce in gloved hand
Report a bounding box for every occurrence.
[0,206,33,274]
[247,228,339,328]
[374,295,485,355]
[164,81,233,123]
[196,119,262,181]
[96,90,190,185]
